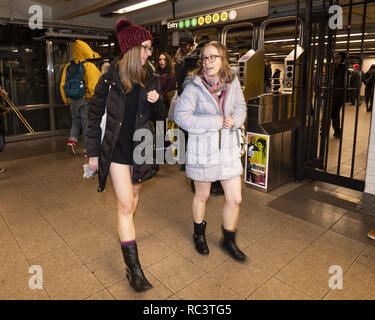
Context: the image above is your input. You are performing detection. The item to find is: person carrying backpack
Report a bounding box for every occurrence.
[60,40,101,157]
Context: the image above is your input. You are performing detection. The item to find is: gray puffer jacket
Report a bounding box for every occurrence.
[174,72,246,182]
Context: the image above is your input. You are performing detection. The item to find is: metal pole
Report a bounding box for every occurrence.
[46,40,56,131]
[296,0,313,180]
[351,0,368,177]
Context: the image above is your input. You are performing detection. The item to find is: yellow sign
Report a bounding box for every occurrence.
[198,16,205,25]
[220,11,228,21]
[212,13,220,23]
[205,15,212,24]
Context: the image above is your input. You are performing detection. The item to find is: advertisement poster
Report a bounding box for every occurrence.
[245,132,270,189]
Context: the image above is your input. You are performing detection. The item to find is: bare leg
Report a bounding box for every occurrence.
[110,163,139,242]
[219,176,246,261]
[220,176,242,231]
[192,181,211,223]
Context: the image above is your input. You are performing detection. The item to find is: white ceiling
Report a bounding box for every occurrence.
[9,0,256,30]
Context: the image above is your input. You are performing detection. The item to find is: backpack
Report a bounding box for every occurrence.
[63,60,87,100]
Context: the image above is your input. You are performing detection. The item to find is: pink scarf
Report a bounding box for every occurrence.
[201,72,228,116]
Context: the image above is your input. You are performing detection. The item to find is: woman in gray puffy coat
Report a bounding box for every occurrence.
[174,41,247,261]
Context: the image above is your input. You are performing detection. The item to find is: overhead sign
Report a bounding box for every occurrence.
[166,1,269,30]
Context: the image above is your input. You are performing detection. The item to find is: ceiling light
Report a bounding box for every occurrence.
[113,0,167,14]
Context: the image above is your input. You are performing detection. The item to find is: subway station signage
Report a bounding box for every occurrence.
[166,1,268,30]
[167,9,237,30]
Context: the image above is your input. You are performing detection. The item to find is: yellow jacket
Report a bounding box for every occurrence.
[60,40,101,103]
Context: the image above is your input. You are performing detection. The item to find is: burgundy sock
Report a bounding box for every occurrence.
[121,240,136,247]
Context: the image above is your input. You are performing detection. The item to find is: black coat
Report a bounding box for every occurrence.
[363,68,375,98]
[86,59,163,192]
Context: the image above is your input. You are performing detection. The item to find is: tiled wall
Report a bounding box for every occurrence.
[365,94,375,195]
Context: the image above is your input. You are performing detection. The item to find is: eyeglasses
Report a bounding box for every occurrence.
[141,45,153,53]
[201,55,222,63]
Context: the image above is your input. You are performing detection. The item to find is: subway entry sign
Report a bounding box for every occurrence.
[167,9,237,30]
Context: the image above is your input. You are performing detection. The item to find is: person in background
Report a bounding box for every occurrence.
[264,60,272,93]
[175,41,247,261]
[86,18,162,292]
[350,64,361,106]
[60,40,101,157]
[100,62,111,76]
[331,51,347,138]
[363,64,375,112]
[156,52,176,115]
[174,35,196,96]
[0,87,7,174]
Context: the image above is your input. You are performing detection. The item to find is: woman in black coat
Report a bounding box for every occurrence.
[363,64,375,112]
[86,18,162,292]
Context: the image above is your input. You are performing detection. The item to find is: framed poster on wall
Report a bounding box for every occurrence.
[245,132,270,189]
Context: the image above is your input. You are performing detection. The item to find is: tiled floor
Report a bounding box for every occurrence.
[0,134,375,300]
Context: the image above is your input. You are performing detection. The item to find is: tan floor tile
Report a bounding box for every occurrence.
[243,240,299,275]
[7,288,50,300]
[235,211,283,240]
[248,277,312,300]
[0,223,15,244]
[177,274,243,300]
[167,294,181,300]
[107,270,173,300]
[86,251,126,287]
[147,253,205,293]
[85,289,115,300]
[29,245,83,280]
[261,218,325,253]
[1,205,43,226]
[135,213,176,235]
[0,241,26,266]
[209,258,271,298]
[324,281,375,300]
[357,246,375,273]
[154,223,192,251]
[178,237,230,273]
[40,206,86,229]
[43,265,104,300]
[0,261,32,299]
[9,217,66,259]
[0,193,31,212]
[296,233,365,274]
[343,262,375,293]
[138,235,175,267]
[69,233,118,264]
[54,218,101,246]
[275,259,331,299]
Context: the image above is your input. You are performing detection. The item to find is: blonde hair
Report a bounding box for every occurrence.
[193,41,234,83]
[118,45,146,93]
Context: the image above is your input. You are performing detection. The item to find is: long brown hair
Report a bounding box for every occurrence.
[156,52,174,75]
[193,41,234,83]
[118,45,146,93]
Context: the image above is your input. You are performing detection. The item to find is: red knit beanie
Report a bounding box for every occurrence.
[115,18,153,55]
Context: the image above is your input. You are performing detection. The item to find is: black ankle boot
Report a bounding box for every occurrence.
[121,243,152,292]
[193,221,209,255]
[221,226,247,262]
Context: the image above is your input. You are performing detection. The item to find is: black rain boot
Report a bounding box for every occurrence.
[193,221,209,255]
[221,226,247,262]
[121,243,152,292]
